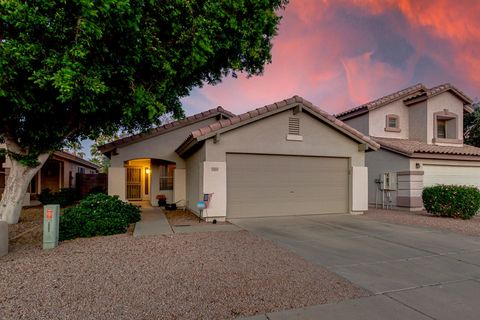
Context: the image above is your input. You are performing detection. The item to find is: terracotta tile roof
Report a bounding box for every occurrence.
[372,137,480,157]
[53,151,101,170]
[404,83,473,107]
[336,83,473,119]
[336,84,426,118]
[99,107,235,153]
[176,96,380,156]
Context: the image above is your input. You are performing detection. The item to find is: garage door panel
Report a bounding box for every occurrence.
[424,165,480,188]
[227,153,349,218]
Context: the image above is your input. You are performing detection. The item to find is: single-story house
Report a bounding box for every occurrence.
[336,83,480,210]
[1,150,100,205]
[100,96,379,221]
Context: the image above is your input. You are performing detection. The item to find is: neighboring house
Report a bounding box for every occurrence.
[336,83,480,210]
[0,149,100,205]
[100,96,379,221]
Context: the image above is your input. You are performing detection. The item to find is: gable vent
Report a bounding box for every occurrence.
[288,117,300,135]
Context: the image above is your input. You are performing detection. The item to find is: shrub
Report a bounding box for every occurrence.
[59,193,141,241]
[38,188,79,207]
[422,185,480,220]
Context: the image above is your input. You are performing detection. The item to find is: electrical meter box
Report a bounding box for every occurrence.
[43,204,60,250]
[381,172,397,190]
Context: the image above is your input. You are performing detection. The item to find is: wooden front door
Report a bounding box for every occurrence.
[126,167,142,200]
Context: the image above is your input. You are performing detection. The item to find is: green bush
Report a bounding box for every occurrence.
[59,193,141,241]
[422,185,480,220]
[38,188,79,207]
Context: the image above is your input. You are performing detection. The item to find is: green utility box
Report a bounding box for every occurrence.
[43,204,60,250]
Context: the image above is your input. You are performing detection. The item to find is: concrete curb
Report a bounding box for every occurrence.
[0,221,8,257]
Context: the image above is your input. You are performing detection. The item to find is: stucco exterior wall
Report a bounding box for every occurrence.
[365,149,410,206]
[107,118,218,200]
[202,110,368,216]
[426,92,465,144]
[205,110,365,166]
[408,100,428,142]
[185,144,206,214]
[368,99,410,139]
[343,114,369,135]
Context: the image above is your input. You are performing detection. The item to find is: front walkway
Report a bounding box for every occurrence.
[234,214,480,319]
[133,204,173,237]
[133,203,240,237]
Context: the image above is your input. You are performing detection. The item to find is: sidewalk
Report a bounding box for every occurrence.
[133,205,173,237]
[133,204,240,237]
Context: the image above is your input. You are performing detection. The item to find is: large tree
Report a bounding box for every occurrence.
[464,103,480,147]
[0,0,287,223]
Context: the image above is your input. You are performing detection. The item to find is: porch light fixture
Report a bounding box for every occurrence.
[145,168,150,174]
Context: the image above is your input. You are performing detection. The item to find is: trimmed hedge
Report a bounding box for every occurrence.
[59,193,141,241]
[422,185,480,220]
[38,188,79,207]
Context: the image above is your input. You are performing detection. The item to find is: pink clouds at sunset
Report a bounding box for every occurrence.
[181,0,480,115]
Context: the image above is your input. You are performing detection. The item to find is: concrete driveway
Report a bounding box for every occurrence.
[233,214,480,320]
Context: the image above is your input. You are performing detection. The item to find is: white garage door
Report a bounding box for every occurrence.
[423,165,480,188]
[226,153,349,218]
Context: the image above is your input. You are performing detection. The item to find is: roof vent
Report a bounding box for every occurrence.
[288,117,300,135]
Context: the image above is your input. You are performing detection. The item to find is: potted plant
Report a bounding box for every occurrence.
[156,194,167,207]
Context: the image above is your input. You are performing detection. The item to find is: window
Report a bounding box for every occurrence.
[437,119,447,138]
[77,167,85,174]
[433,110,458,142]
[159,164,175,190]
[385,114,400,132]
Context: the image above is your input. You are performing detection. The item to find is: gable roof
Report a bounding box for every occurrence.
[336,83,473,120]
[372,137,480,159]
[404,83,473,111]
[53,151,101,170]
[336,83,426,119]
[99,107,235,154]
[176,96,380,157]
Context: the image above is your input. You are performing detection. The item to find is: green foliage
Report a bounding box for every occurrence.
[59,193,141,241]
[1,0,287,164]
[464,103,480,147]
[38,188,79,207]
[422,185,480,220]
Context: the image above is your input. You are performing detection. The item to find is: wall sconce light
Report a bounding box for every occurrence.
[415,163,421,169]
[145,168,150,175]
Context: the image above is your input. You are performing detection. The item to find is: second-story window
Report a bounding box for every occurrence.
[434,110,458,142]
[437,119,447,138]
[385,114,400,132]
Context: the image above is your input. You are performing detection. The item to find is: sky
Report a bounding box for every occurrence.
[181,0,480,116]
[82,0,480,157]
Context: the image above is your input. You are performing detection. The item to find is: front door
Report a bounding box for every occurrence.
[126,167,142,200]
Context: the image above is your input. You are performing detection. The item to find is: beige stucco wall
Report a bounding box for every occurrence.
[206,110,365,166]
[426,92,465,144]
[107,118,218,201]
[199,109,368,217]
[368,100,410,139]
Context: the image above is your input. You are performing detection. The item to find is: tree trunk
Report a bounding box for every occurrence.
[0,139,50,224]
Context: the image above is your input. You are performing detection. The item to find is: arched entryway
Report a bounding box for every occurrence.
[124,158,177,205]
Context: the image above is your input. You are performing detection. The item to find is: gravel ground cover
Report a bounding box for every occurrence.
[7,206,43,240]
[165,209,229,226]
[0,231,368,320]
[363,208,480,236]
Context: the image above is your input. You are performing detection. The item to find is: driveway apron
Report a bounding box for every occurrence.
[233,214,480,320]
